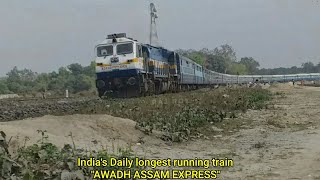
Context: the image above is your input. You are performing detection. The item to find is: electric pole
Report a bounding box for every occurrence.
[150,3,160,47]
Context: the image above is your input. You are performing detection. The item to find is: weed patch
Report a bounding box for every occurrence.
[0,131,139,179]
[90,87,272,142]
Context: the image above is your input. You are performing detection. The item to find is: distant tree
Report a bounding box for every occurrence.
[289,66,299,74]
[177,48,231,73]
[176,49,194,57]
[65,74,93,93]
[229,63,248,75]
[6,66,36,93]
[189,53,206,65]
[49,71,59,79]
[48,78,62,92]
[213,44,237,62]
[239,57,260,74]
[204,55,227,73]
[34,73,50,92]
[176,49,205,65]
[1,62,96,96]
[83,61,96,77]
[58,67,71,77]
[6,66,20,82]
[68,63,84,75]
[302,62,316,73]
[0,80,10,94]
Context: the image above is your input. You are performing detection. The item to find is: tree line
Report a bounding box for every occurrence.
[177,44,319,76]
[0,62,96,95]
[176,44,260,75]
[0,44,319,95]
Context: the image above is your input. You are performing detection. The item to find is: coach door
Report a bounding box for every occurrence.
[142,46,151,73]
[175,53,181,75]
[168,52,176,75]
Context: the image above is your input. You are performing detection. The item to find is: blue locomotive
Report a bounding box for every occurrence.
[95,33,178,97]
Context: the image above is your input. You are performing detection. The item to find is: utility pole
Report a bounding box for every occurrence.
[150,3,160,47]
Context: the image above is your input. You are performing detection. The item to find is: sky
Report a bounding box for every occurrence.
[0,0,319,76]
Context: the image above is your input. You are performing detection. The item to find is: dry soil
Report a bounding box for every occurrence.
[1,84,320,179]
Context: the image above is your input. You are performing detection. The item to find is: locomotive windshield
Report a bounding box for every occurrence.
[117,43,133,55]
[97,45,113,57]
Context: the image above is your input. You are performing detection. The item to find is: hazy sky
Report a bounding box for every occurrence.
[0,0,319,75]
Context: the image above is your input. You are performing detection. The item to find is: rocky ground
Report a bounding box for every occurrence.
[1,84,320,179]
[0,97,101,122]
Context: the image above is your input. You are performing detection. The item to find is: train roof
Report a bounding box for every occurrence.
[142,44,173,53]
[97,33,139,46]
[179,55,203,67]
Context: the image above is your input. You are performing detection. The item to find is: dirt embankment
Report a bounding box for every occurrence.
[2,115,147,152]
[1,84,320,179]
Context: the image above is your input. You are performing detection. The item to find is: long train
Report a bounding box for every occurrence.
[95,33,320,98]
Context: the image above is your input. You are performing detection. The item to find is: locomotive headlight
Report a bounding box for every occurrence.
[127,77,137,85]
[96,80,105,88]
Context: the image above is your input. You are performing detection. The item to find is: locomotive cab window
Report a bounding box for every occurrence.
[117,43,133,55]
[97,45,113,57]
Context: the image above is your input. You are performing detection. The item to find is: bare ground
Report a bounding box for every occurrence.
[1,84,320,179]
